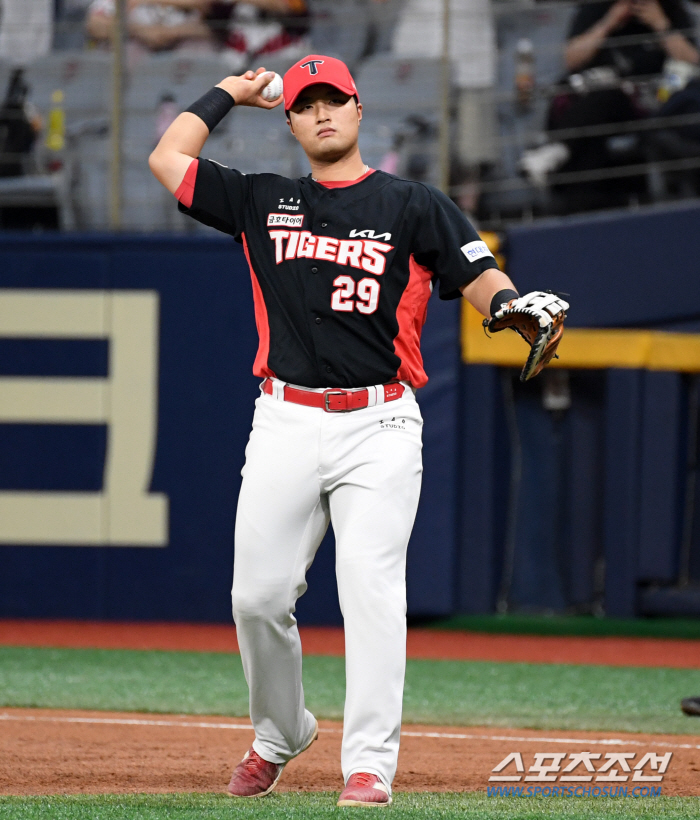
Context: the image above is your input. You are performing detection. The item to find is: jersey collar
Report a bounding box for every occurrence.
[311,168,375,189]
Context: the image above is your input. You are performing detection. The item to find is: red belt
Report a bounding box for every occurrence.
[263,379,405,413]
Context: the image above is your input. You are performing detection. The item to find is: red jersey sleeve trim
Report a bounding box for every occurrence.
[174,158,199,208]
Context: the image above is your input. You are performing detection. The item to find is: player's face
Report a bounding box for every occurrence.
[287,84,362,163]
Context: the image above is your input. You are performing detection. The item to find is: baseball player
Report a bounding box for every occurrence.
[149,55,568,807]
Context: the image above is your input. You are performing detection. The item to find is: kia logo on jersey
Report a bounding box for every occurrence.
[300,59,324,75]
[349,229,392,241]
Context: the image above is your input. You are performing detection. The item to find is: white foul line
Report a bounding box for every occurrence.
[0,714,256,731]
[400,730,700,751]
[1,713,699,751]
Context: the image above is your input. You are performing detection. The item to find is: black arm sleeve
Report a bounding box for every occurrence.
[411,186,500,300]
[178,158,251,240]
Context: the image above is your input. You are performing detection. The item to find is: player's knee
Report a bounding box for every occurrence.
[231,584,292,623]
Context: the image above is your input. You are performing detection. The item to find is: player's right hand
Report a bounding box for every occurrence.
[216,68,283,111]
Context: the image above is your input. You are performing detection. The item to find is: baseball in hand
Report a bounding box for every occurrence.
[262,73,284,102]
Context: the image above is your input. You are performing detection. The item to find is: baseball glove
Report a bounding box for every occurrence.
[483,291,570,382]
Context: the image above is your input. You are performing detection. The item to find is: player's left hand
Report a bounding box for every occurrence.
[484,291,569,382]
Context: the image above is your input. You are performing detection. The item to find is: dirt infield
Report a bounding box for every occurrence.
[2,619,700,668]
[1,708,699,796]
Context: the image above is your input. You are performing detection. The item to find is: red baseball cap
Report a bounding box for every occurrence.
[283,54,359,111]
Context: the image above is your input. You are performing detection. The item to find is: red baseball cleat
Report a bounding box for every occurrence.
[227,748,284,798]
[337,772,392,807]
[227,721,318,798]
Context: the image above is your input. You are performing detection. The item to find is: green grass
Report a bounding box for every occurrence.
[427,614,700,640]
[403,658,700,734]
[1,793,699,820]
[1,647,700,734]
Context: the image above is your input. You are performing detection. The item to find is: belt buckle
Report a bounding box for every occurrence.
[324,390,348,412]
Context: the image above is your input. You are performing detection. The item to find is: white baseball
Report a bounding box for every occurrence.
[261,73,283,102]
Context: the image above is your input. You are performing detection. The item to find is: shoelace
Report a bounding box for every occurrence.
[240,750,269,772]
[349,772,378,787]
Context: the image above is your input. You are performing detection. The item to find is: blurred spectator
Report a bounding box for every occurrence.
[565,0,698,76]
[362,0,403,59]
[379,115,438,183]
[391,0,497,214]
[0,69,42,177]
[86,0,214,53]
[55,0,92,50]
[392,0,497,170]
[0,0,53,65]
[547,0,699,212]
[648,59,700,196]
[204,1,310,73]
[154,92,179,143]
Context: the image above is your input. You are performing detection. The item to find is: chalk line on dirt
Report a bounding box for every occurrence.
[2,712,699,751]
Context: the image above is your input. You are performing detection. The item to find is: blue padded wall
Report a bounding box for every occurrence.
[0,234,460,623]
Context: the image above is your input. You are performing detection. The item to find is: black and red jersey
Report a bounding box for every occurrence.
[178,159,499,389]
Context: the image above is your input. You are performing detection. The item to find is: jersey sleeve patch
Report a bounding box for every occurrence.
[460,240,494,264]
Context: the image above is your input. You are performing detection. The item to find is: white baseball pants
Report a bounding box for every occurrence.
[231,380,423,790]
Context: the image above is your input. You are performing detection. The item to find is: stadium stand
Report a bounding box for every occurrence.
[2,0,700,230]
[308,0,371,68]
[23,50,111,115]
[355,54,442,185]
[120,55,230,231]
[486,2,575,221]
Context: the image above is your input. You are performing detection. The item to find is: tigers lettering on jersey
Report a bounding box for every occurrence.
[179,162,499,388]
[268,230,394,275]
